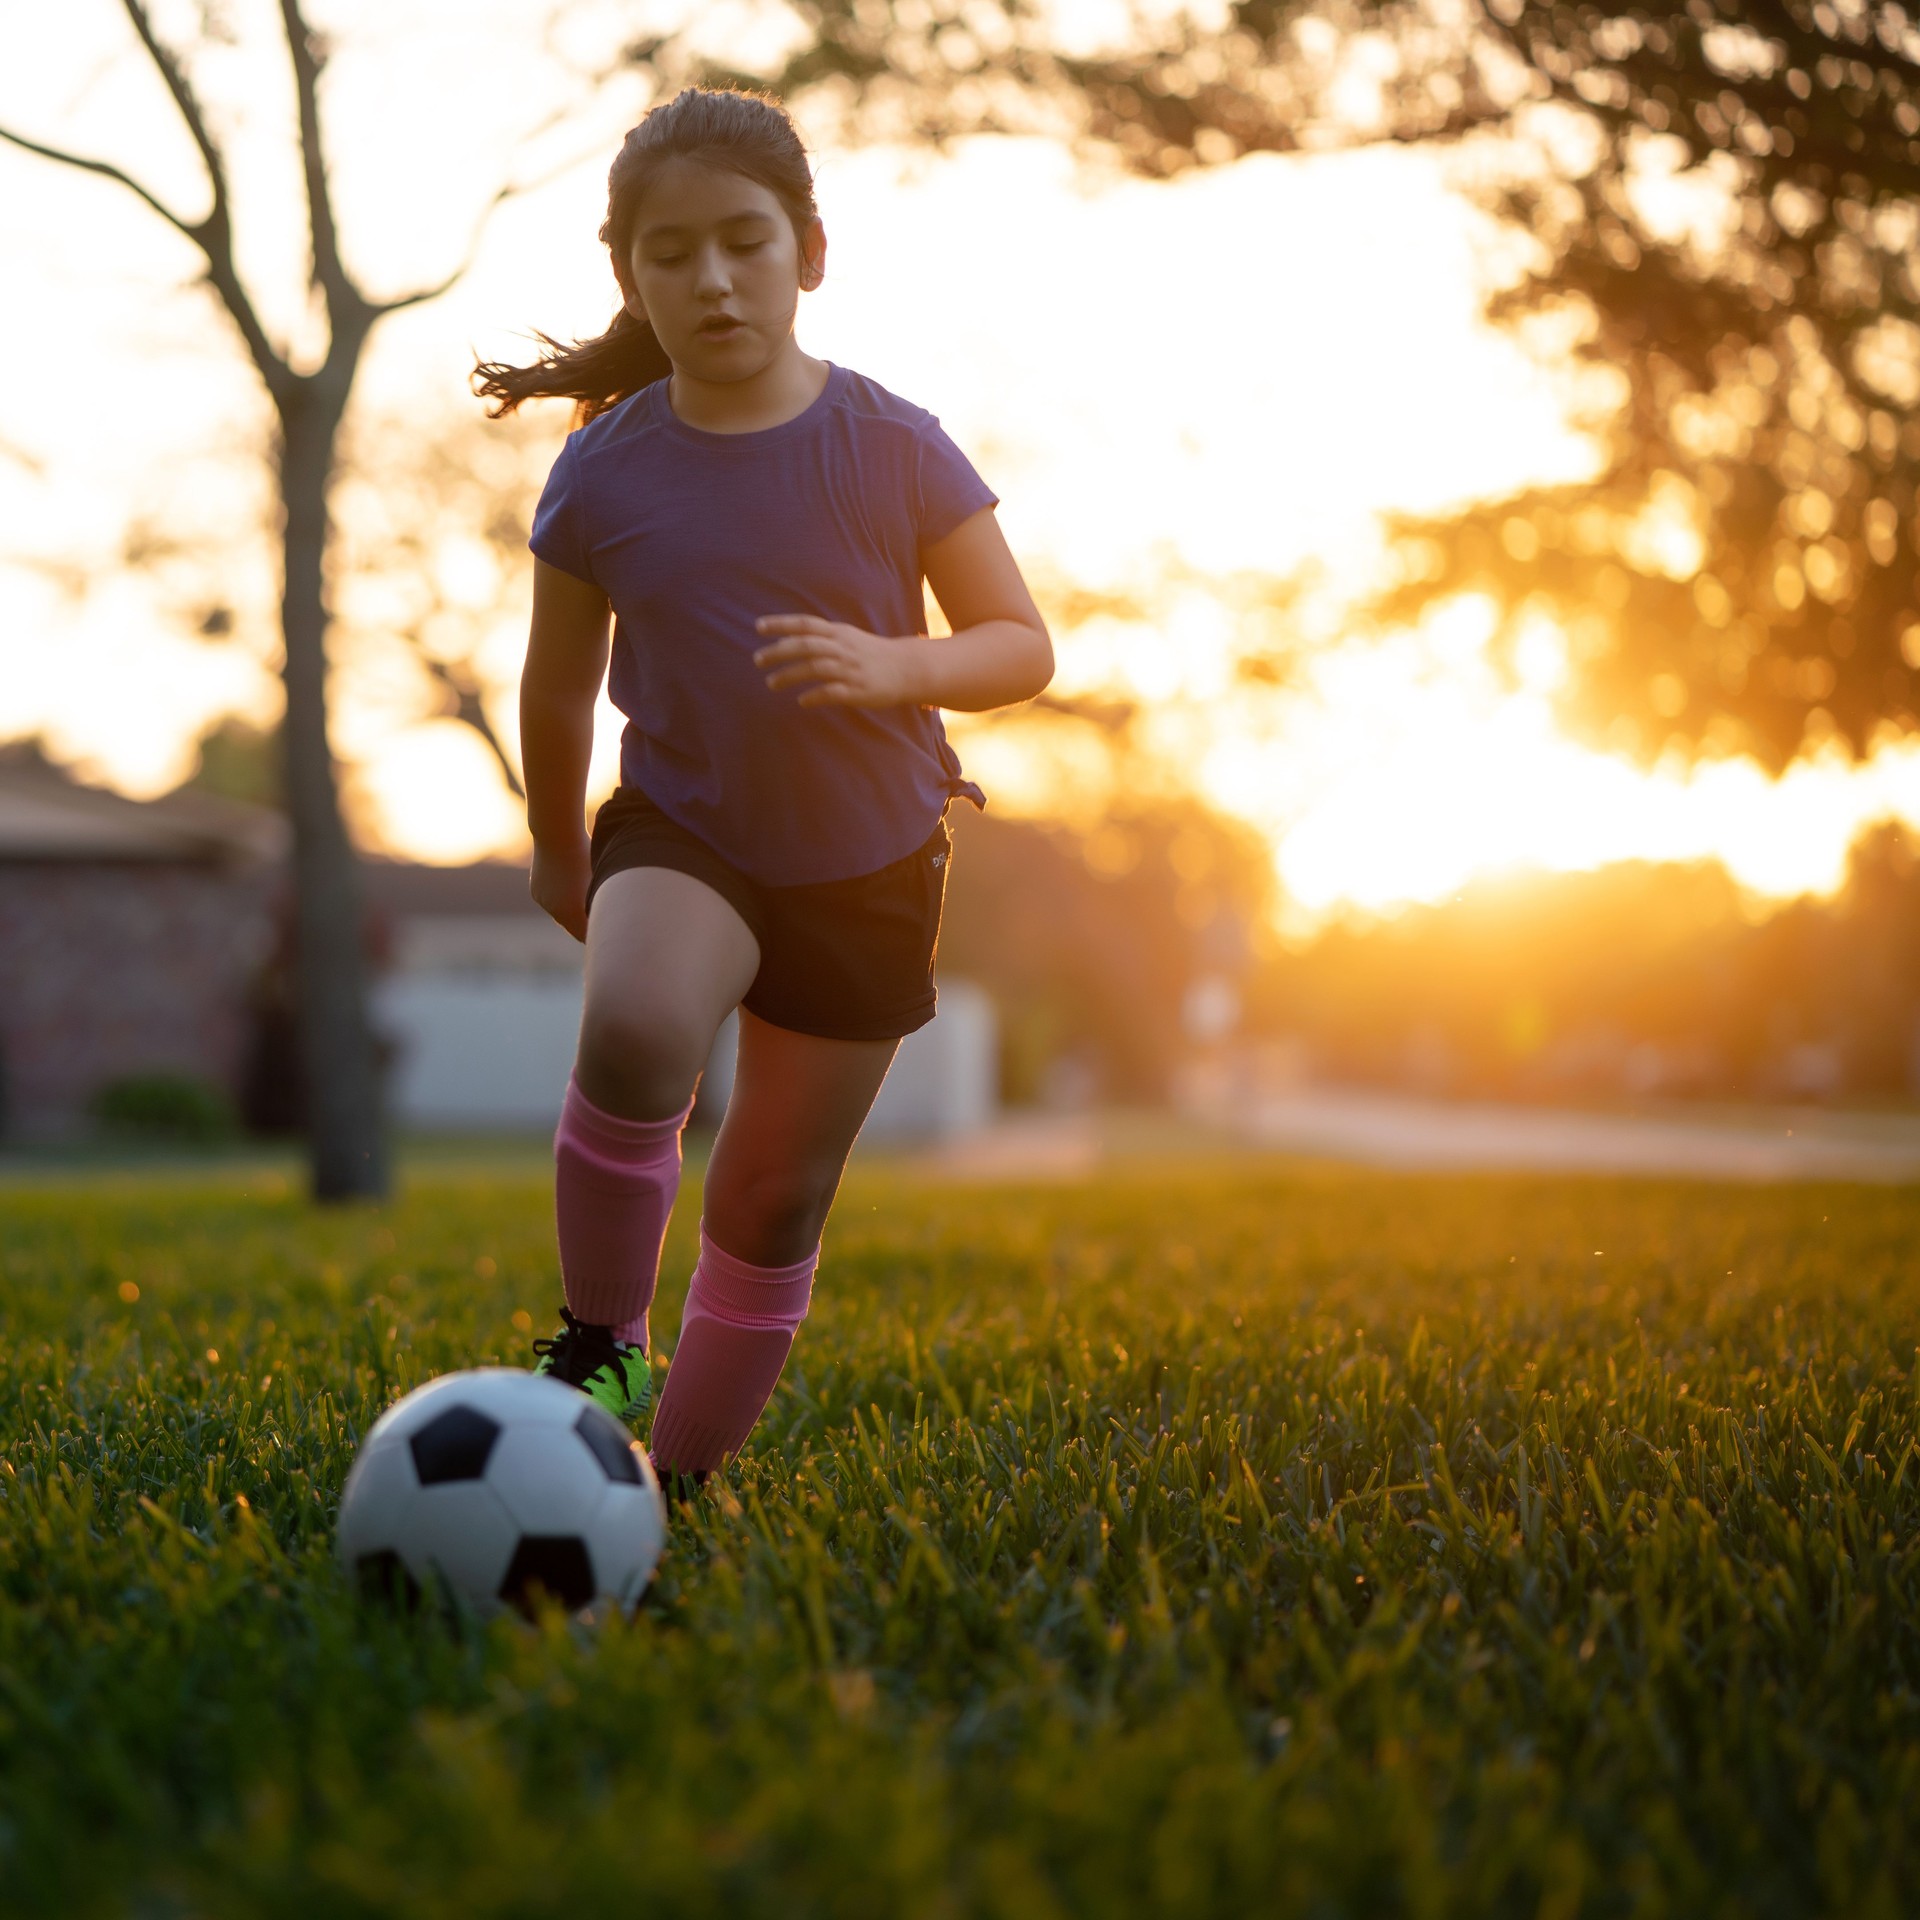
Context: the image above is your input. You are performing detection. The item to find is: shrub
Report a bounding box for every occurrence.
[89,1073,239,1145]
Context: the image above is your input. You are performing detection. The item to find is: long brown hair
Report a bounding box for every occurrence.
[473,88,818,423]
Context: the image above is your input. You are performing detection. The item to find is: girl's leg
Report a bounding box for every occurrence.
[648,1008,897,1473]
[577,868,761,1121]
[554,869,759,1345]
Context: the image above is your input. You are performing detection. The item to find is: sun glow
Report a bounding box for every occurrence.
[1136,592,1920,928]
[1251,701,1918,926]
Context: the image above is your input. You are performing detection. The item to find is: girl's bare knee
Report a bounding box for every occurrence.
[576,1003,707,1119]
[707,1162,838,1265]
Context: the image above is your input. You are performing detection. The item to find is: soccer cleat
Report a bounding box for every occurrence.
[530,1307,652,1429]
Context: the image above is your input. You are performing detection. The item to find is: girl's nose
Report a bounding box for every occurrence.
[694,246,733,297]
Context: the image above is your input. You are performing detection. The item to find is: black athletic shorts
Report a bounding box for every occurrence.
[584,787,951,1042]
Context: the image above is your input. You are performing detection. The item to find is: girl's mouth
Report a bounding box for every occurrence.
[698,316,746,338]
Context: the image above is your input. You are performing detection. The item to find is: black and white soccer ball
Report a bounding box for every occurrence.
[336,1369,667,1619]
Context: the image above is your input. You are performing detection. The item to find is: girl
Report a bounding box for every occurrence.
[475,88,1052,1481]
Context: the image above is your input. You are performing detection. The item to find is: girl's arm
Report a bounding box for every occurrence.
[752,508,1052,712]
[521,558,613,940]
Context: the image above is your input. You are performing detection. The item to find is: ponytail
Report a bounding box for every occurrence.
[474,88,817,425]
[474,307,672,424]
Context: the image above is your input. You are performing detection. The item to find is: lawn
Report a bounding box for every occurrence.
[3,1154,1918,1917]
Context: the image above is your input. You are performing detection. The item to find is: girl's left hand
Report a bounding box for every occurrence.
[753,615,924,709]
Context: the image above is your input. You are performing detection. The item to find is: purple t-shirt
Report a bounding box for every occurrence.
[529,362,995,886]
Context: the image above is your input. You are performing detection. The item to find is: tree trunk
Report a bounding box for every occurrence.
[278,383,388,1201]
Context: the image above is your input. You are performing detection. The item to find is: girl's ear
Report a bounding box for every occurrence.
[613,248,648,324]
[798,216,827,293]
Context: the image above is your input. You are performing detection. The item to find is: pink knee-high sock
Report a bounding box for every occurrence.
[553,1077,691,1348]
[648,1226,818,1473]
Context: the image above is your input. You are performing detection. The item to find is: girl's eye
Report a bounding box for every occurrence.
[649,253,686,267]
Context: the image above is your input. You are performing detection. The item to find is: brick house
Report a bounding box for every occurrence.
[0,748,284,1139]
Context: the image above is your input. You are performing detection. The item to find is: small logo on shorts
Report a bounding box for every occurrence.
[930,851,946,868]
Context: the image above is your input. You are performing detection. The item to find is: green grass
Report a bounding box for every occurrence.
[4,1159,1920,1917]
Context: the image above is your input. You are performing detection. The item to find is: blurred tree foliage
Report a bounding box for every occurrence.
[683,0,1321,165]
[1368,0,1920,768]
[330,410,558,802]
[729,0,1920,765]
[1257,824,1920,1100]
[943,800,1275,1101]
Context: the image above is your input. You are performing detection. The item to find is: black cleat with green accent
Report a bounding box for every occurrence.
[531,1307,651,1430]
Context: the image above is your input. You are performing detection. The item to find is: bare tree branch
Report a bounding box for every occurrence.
[373,133,609,316]
[278,6,606,332]
[118,0,231,205]
[107,0,291,395]
[412,646,526,796]
[374,179,518,317]
[0,122,197,239]
[0,109,284,392]
[276,0,365,334]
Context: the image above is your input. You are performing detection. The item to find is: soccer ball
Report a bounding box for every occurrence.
[336,1368,667,1618]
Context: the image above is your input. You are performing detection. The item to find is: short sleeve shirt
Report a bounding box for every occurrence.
[529,363,995,886]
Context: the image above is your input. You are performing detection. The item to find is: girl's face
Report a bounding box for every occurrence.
[617,159,825,382]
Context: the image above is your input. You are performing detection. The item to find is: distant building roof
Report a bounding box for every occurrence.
[0,745,287,865]
[0,748,555,958]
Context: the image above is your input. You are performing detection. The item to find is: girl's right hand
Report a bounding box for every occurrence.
[531,837,593,942]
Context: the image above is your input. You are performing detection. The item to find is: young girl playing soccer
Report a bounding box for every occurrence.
[476,87,1052,1481]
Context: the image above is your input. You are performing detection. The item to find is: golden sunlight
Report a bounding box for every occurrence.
[1223,664,1920,927]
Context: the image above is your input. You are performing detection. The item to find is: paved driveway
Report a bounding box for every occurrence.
[1240,1088,1920,1182]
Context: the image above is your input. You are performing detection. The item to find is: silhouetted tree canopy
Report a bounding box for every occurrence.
[680,1,1467,169]
[722,1,1920,766]
[1373,0,1920,768]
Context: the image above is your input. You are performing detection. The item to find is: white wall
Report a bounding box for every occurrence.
[377,974,581,1130]
[871,980,997,1140]
[698,980,996,1143]
[379,968,996,1142]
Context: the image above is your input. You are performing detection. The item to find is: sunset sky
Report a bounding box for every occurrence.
[7,0,1920,928]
